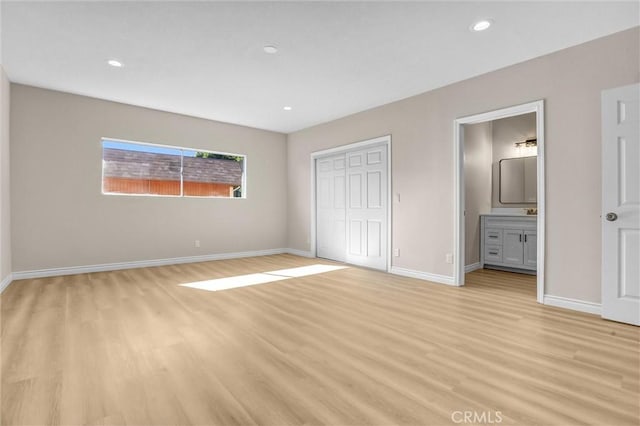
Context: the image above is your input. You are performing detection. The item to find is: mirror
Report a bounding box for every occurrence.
[499,156,537,203]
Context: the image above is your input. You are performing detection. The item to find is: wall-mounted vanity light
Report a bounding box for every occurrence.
[514,138,537,149]
[514,137,538,157]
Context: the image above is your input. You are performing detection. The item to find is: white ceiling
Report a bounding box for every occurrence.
[1,1,638,133]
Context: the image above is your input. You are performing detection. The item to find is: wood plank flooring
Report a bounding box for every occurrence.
[1,254,638,425]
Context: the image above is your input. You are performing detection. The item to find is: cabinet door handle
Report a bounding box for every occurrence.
[524,235,527,243]
[489,251,498,255]
[519,234,522,242]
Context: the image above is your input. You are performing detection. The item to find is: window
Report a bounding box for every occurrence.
[101,139,245,198]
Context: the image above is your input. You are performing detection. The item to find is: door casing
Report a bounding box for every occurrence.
[453,101,545,303]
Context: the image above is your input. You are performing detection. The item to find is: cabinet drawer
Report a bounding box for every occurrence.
[484,228,503,245]
[484,245,502,262]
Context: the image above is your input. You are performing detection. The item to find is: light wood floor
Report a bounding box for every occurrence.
[1,254,638,425]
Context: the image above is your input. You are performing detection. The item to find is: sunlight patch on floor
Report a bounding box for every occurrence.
[266,264,348,277]
[179,264,348,292]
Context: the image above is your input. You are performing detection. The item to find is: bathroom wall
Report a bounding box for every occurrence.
[491,112,537,208]
[464,122,492,266]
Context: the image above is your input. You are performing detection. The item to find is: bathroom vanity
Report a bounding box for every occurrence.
[480,214,537,273]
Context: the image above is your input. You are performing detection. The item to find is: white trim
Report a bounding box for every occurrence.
[102,136,246,159]
[390,266,455,286]
[535,103,546,304]
[453,120,465,286]
[543,295,602,316]
[310,135,392,272]
[285,248,315,258]
[309,155,316,257]
[0,273,13,294]
[464,262,482,273]
[453,100,546,304]
[310,135,391,158]
[11,249,287,280]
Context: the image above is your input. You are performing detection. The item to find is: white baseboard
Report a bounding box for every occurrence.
[285,248,315,258]
[465,262,482,273]
[12,248,289,280]
[0,273,13,294]
[390,266,455,286]
[5,251,605,319]
[543,295,601,316]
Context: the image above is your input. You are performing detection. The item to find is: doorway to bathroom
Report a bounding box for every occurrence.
[453,101,545,303]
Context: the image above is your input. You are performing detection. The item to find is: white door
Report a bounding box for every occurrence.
[315,141,388,271]
[345,146,388,270]
[602,83,640,326]
[316,154,346,262]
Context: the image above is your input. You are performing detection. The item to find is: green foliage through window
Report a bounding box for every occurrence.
[195,152,243,162]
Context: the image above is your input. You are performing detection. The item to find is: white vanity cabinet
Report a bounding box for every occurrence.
[480,215,537,273]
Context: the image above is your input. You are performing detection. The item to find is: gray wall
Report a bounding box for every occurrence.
[10,85,288,271]
[287,27,640,304]
[464,122,492,266]
[0,66,10,283]
[491,112,537,208]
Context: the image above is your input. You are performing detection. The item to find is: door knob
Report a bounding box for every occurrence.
[606,212,618,221]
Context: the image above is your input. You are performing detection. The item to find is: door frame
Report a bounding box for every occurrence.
[453,100,545,303]
[310,135,392,272]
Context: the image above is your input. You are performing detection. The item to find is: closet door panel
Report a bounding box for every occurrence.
[349,172,363,209]
[367,171,382,208]
[316,154,347,262]
[346,145,388,270]
[367,220,382,257]
[349,220,363,256]
[317,142,388,271]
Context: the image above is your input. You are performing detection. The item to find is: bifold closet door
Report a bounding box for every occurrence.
[316,154,347,262]
[345,145,388,270]
[315,144,388,270]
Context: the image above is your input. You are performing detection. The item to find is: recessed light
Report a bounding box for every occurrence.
[263,45,278,54]
[107,59,123,67]
[471,20,492,32]
[283,106,292,111]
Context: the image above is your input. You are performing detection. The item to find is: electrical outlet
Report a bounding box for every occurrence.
[445,253,453,264]
[393,248,400,257]
[194,240,200,248]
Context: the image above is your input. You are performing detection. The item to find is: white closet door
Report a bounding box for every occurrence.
[345,145,388,270]
[316,154,347,262]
